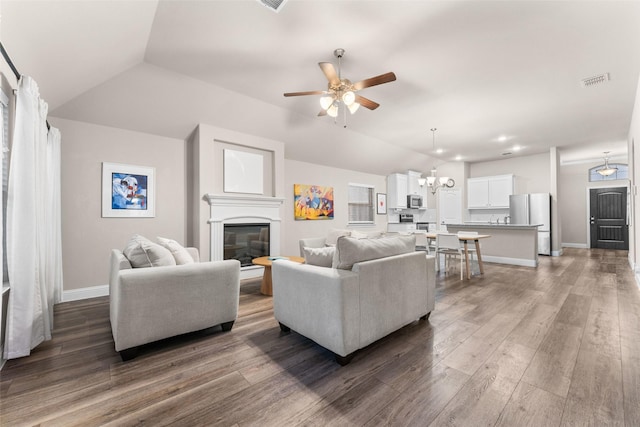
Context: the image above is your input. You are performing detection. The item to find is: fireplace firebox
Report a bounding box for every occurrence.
[223,223,270,267]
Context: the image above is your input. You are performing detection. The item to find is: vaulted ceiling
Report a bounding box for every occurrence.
[2,0,639,175]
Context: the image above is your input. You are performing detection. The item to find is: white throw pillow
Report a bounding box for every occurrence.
[302,246,335,267]
[123,234,176,268]
[157,236,195,265]
[325,228,351,246]
[332,235,416,270]
[349,230,368,239]
[366,231,385,239]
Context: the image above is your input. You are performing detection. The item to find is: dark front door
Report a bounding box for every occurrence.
[590,187,628,250]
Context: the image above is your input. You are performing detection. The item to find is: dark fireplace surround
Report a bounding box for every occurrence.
[223,223,270,267]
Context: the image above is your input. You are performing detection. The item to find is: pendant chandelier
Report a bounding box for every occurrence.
[419,128,453,194]
[596,151,618,177]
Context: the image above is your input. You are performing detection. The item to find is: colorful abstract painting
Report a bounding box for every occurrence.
[102,162,155,218]
[294,184,334,220]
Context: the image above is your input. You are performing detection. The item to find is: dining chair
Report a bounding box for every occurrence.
[436,233,465,279]
[414,232,430,254]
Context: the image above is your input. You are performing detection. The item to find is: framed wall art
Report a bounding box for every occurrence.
[294,183,334,220]
[102,162,156,218]
[376,193,387,215]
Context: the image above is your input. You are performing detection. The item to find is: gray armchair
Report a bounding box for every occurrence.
[109,247,240,360]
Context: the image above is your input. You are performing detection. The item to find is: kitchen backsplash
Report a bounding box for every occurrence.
[467,209,510,223]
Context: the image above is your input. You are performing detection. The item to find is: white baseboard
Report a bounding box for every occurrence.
[551,249,564,256]
[481,255,537,268]
[562,243,587,249]
[60,268,264,303]
[62,284,109,302]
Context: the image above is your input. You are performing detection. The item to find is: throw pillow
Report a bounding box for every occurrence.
[325,228,351,246]
[332,235,416,270]
[349,230,368,239]
[366,231,385,239]
[302,246,335,267]
[123,234,176,268]
[157,236,195,265]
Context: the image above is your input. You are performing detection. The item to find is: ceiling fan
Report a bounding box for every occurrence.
[284,48,396,119]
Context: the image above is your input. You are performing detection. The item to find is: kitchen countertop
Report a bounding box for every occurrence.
[446,223,540,267]
[449,223,542,230]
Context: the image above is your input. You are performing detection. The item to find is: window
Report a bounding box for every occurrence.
[588,163,628,182]
[348,183,375,224]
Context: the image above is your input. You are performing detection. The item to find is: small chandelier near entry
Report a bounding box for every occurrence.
[596,151,618,176]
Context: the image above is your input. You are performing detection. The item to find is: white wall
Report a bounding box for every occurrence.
[51,118,187,292]
[281,159,387,256]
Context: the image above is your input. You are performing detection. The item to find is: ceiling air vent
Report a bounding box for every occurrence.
[581,73,610,88]
[256,0,289,13]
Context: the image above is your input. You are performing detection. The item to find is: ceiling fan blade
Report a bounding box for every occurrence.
[317,109,328,117]
[352,72,397,91]
[355,94,380,110]
[284,90,326,97]
[319,62,340,86]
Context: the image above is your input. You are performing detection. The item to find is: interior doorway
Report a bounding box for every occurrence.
[589,187,629,250]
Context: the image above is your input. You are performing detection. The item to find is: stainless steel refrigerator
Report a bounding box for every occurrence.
[509,193,551,255]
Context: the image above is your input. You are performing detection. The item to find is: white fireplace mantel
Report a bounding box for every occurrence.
[205,194,284,266]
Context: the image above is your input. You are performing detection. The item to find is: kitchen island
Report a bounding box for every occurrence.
[446,223,540,267]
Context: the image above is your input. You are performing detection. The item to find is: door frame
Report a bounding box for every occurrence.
[586,182,630,248]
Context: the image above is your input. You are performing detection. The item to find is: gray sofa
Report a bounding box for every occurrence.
[273,235,435,365]
[109,247,240,360]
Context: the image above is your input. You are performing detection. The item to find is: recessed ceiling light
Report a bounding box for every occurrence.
[436,148,444,154]
[498,136,508,143]
[455,155,462,161]
[513,145,521,151]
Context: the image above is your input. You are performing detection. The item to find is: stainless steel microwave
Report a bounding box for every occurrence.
[407,194,423,208]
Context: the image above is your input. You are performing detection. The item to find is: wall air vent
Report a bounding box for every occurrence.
[581,73,610,88]
[502,152,512,156]
[256,0,289,13]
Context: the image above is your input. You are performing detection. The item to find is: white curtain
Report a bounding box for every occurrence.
[4,76,63,359]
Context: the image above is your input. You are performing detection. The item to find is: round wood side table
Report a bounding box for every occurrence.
[251,256,305,296]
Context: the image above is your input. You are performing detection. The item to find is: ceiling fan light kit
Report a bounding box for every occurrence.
[284,48,396,126]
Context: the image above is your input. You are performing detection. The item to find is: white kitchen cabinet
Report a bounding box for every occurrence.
[467,178,489,209]
[387,173,408,209]
[407,170,422,195]
[467,174,513,209]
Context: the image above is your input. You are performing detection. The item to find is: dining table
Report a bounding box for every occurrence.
[425,232,492,280]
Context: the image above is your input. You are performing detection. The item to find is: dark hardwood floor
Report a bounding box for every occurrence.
[1,248,639,426]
